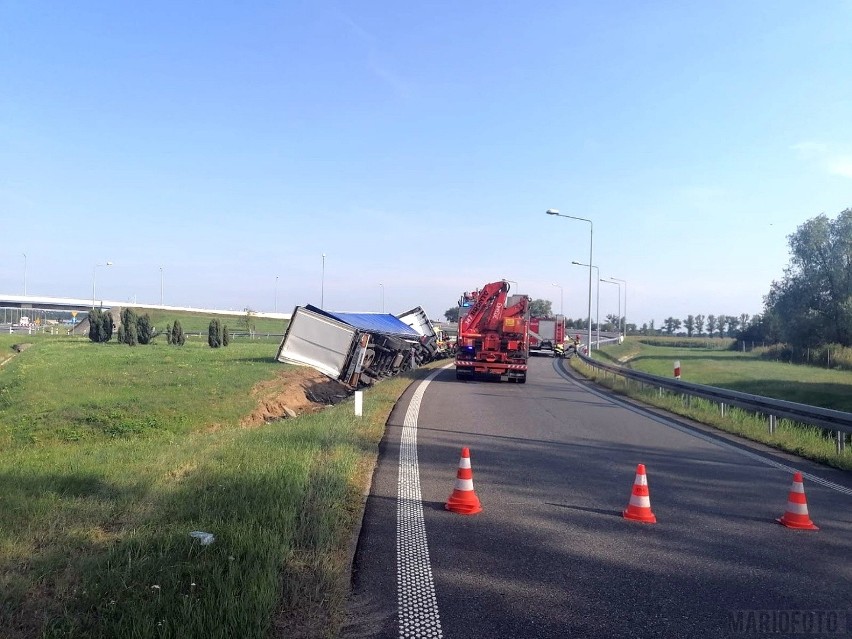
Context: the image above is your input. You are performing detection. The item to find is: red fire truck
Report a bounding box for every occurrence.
[528,315,565,357]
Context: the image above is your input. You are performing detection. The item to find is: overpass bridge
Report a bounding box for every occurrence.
[0,293,292,322]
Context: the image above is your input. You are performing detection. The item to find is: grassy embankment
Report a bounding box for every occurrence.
[0,330,425,638]
[134,309,288,336]
[573,338,852,471]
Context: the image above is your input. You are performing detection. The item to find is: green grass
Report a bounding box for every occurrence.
[138,309,288,336]
[575,338,852,470]
[0,334,423,638]
[595,339,852,411]
[0,336,277,446]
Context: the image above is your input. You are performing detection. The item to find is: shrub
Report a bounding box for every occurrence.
[102,312,114,342]
[120,308,139,346]
[87,309,102,342]
[171,320,185,346]
[88,309,114,343]
[137,314,153,345]
[240,309,256,336]
[208,319,222,348]
[222,324,230,346]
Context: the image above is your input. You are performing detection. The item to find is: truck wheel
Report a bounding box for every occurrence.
[517,374,526,384]
[456,370,471,381]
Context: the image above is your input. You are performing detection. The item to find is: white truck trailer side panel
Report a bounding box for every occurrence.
[276,307,358,379]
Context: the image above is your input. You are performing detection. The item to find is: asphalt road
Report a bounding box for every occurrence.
[342,357,852,639]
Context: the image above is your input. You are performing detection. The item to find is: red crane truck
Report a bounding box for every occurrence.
[455,280,529,383]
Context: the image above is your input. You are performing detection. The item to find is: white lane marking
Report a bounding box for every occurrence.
[556,362,852,497]
[397,367,446,638]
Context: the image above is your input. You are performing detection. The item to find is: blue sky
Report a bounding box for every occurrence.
[2,1,851,327]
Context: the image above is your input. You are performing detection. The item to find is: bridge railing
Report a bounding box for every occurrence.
[574,352,851,453]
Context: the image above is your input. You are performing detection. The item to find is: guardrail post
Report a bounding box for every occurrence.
[837,431,846,454]
[768,414,777,434]
[720,402,726,417]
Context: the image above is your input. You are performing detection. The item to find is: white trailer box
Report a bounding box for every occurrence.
[276,306,361,380]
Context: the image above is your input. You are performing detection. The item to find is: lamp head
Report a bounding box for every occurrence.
[545,209,560,216]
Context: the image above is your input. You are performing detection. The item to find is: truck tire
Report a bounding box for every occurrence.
[456,370,471,381]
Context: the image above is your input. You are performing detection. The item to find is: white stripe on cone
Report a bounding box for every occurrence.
[785,501,810,515]
[454,478,474,491]
[629,495,651,508]
[634,474,648,486]
[458,457,471,469]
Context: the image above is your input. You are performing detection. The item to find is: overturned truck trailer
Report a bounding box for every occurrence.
[275,304,437,389]
[396,306,439,361]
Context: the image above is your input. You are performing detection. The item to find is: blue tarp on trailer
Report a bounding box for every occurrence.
[303,304,420,339]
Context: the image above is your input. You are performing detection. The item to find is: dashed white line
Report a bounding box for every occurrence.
[397,368,445,638]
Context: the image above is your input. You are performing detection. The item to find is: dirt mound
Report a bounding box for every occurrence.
[241,366,352,427]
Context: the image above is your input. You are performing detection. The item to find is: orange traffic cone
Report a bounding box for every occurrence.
[776,472,819,530]
[445,447,482,515]
[623,463,657,523]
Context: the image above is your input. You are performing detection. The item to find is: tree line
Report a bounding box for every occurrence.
[443,298,756,338]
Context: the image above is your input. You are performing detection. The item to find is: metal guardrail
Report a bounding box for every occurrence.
[575,352,851,452]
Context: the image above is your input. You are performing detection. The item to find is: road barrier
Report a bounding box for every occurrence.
[575,352,852,454]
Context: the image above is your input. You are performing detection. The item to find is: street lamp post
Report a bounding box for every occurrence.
[546,209,593,353]
[610,276,627,336]
[160,266,164,306]
[275,275,279,313]
[22,253,27,296]
[601,279,621,335]
[321,253,326,310]
[551,283,563,316]
[379,283,385,313]
[572,261,600,349]
[92,261,114,308]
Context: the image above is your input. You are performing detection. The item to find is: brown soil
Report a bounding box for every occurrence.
[240,366,352,427]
